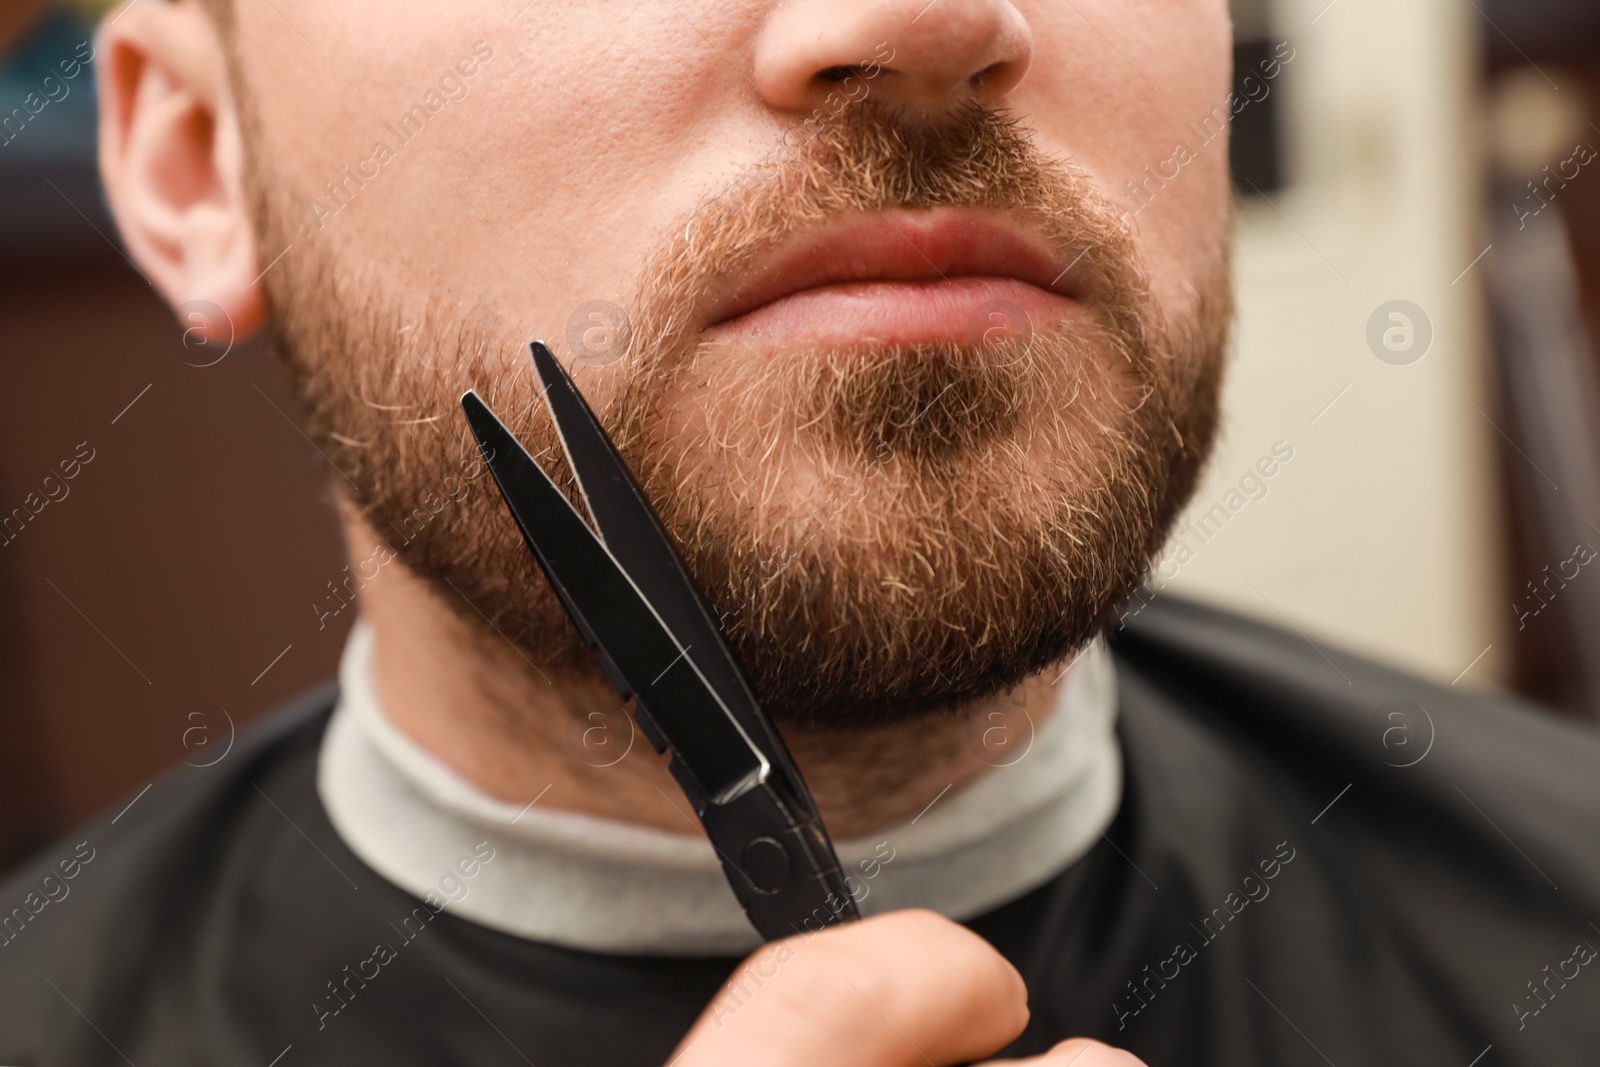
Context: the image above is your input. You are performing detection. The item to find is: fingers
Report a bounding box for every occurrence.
[670,908,1030,1067]
[996,1039,1148,1067]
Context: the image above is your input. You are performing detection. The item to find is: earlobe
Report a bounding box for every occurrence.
[97,3,263,343]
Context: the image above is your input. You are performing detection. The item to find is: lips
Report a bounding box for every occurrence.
[701,207,1086,352]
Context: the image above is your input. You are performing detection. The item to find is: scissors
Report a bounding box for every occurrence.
[460,342,861,942]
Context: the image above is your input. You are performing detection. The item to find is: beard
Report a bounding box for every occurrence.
[245,101,1229,729]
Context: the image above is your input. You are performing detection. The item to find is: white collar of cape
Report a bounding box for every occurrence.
[317,618,1122,957]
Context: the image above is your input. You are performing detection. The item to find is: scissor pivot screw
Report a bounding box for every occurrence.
[740,835,792,894]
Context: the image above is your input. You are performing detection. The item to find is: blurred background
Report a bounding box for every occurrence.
[2,0,1599,877]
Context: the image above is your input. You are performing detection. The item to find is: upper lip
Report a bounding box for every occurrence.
[703,207,1083,328]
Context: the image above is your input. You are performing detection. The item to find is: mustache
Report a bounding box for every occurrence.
[605,98,1155,452]
[640,100,1143,331]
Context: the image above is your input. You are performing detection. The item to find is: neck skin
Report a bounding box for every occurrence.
[343,511,1066,840]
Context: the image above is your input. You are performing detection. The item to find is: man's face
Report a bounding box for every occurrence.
[226,0,1233,726]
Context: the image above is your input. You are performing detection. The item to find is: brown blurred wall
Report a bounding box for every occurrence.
[0,254,350,870]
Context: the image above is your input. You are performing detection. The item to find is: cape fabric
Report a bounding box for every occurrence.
[2,595,1597,1065]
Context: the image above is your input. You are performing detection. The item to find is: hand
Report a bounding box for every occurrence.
[668,908,1146,1067]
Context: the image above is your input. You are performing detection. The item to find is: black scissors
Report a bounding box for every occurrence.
[460,342,861,942]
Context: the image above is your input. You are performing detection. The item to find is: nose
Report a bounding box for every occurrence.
[752,0,1032,117]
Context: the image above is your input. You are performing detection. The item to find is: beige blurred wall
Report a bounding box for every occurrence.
[1158,0,1507,687]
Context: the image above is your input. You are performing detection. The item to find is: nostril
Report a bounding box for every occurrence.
[753,0,1032,115]
[816,64,867,83]
[970,53,1028,101]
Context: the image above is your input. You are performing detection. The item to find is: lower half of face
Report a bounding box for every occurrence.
[254,106,1231,729]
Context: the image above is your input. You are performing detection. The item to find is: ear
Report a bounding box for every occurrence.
[97,1,263,343]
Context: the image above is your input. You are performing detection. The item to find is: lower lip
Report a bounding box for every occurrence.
[705,276,1078,353]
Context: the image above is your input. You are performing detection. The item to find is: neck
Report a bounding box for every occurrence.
[345,515,1065,840]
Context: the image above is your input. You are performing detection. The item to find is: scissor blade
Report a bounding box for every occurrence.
[459,389,768,803]
[527,343,815,807]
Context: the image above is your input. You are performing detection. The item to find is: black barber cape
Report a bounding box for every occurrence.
[3,596,1599,1065]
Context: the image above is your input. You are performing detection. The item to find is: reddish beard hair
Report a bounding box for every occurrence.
[244,100,1229,728]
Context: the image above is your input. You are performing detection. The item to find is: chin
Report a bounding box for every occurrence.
[624,329,1196,730]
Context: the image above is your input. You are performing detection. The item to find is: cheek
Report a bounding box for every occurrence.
[1019,1,1233,307]
[237,2,782,349]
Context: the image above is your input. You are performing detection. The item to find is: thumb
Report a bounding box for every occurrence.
[670,909,1030,1067]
